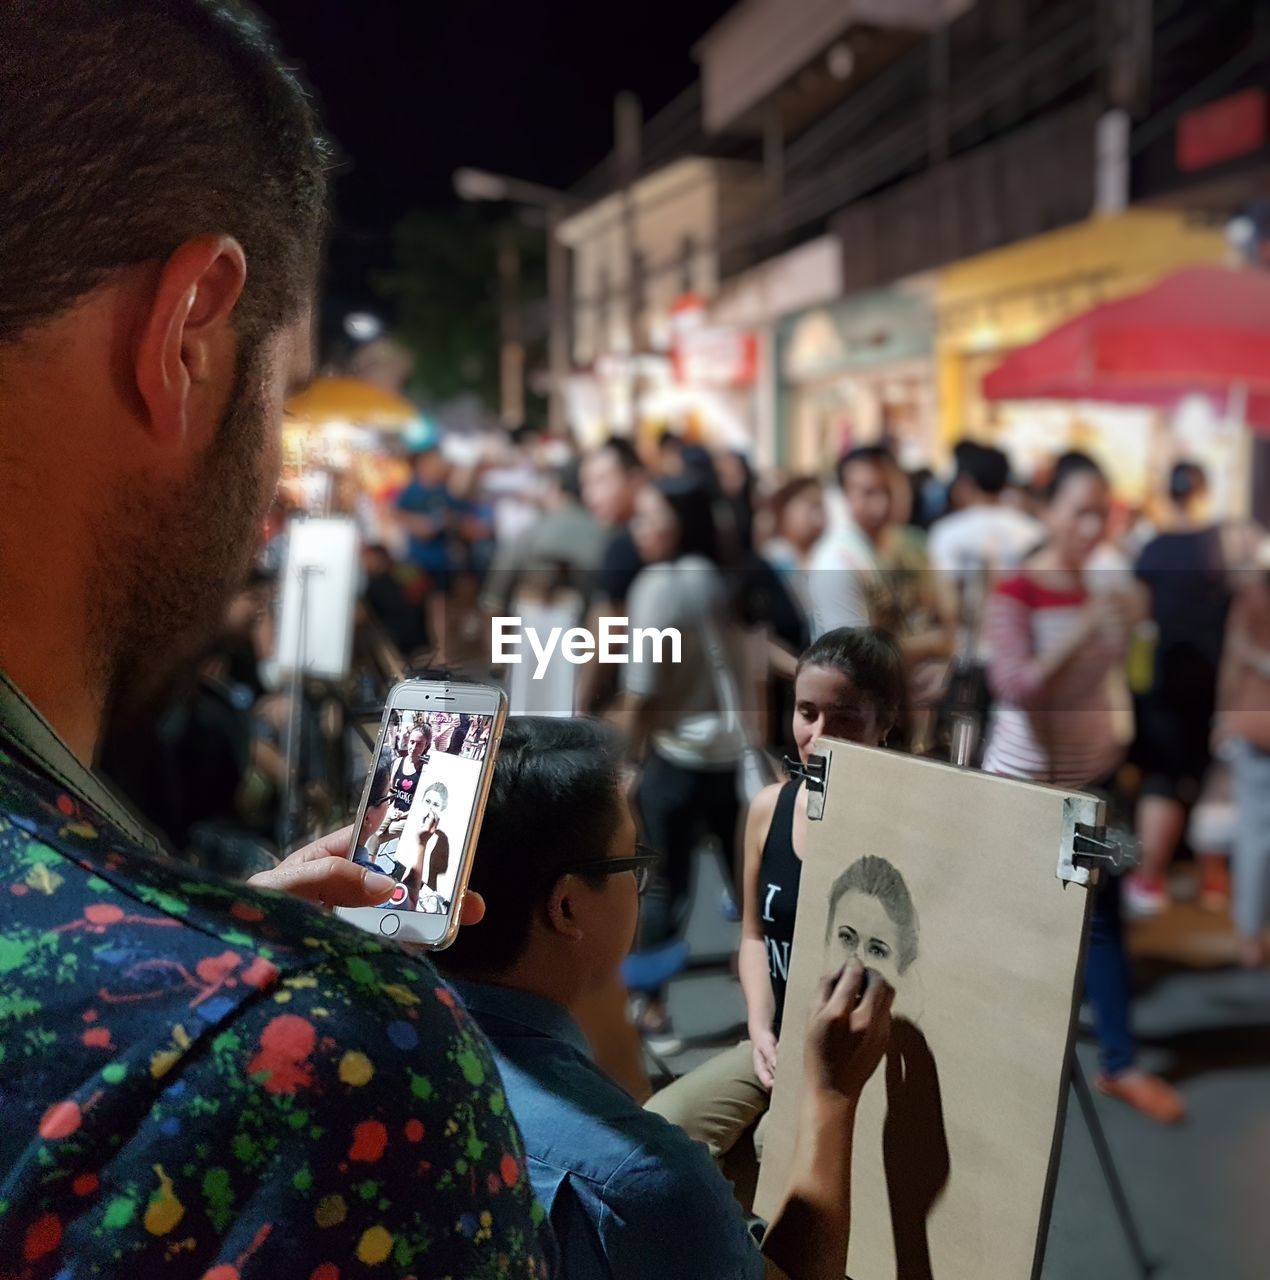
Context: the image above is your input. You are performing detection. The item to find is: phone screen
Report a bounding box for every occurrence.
[349,708,496,917]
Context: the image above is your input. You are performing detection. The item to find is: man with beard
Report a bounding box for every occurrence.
[0,5,554,1278]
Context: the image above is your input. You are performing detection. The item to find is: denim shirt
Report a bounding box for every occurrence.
[451,980,765,1280]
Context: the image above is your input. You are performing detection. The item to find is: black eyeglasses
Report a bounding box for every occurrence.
[560,846,661,895]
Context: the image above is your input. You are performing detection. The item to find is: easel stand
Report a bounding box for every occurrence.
[281,563,323,851]
[1067,1053,1155,1279]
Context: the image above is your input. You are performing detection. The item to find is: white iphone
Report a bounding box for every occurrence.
[337,678,507,950]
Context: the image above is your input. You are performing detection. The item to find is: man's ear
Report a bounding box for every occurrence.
[134,234,248,449]
[545,878,586,943]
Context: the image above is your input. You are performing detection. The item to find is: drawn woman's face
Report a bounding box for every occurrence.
[420,788,446,830]
[827,889,903,988]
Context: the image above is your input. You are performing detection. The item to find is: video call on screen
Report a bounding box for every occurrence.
[352,710,494,914]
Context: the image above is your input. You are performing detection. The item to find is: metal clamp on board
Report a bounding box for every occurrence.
[783,753,830,821]
[1058,820,1142,886]
[1073,824,1140,874]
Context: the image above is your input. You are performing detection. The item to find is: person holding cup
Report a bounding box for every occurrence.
[981,451,1184,1124]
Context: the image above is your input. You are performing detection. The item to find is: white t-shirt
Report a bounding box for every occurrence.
[623,556,746,770]
[929,504,1043,662]
[927,504,1044,582]
[806,525,878,639]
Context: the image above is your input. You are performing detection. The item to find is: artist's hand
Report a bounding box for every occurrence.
[249,826,486,923]
[804,963,893,1105]
[750,1025,780,1091]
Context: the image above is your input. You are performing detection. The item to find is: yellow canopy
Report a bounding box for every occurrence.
[285,376,417,429]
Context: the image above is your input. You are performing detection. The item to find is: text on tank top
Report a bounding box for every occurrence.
[389,757,422,812]
[758,779,803,1037]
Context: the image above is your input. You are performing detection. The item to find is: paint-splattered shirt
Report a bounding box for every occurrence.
[0,742,555,1279]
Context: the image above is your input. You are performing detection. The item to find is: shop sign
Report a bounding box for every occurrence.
[779,289,933,382]
[1176,88,1267,173]
[672,327,758,387]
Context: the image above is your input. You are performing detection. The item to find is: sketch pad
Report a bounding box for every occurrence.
[753,739,1100,1280]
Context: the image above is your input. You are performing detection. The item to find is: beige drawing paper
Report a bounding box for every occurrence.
[754,740,1099,1280]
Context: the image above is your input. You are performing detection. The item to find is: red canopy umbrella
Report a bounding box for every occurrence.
[983,266,1270,428]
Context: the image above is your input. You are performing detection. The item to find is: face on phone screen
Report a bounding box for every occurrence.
[350,708,495,917]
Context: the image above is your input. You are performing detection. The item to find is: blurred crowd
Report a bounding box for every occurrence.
[101,415,1270,1126]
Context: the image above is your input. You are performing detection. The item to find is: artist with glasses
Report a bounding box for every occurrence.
[438,716,896,1280]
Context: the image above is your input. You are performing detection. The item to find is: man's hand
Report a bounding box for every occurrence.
[750,1025,779,1091]
[804,963,894,1104]
[249,826,485,923]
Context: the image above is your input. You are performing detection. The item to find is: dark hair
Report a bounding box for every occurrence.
[769,476,821,529]
[368,746,395,804]
[836,445,895,490]
[437,717,626,975]
[825,855,919,973]
[0,1,328,348]
[680,444,716,484]
[652,476,721,564]
[556,460,583,501]
[956,443,1011,496]
[1043,451,1105,504]
[796,627,906,732]
[421,780,448,808]
[597,437,644,475]
[659,432,685,455]
[1169,460,1207,505]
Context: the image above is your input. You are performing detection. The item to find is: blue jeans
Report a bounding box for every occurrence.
[1231,740,1270,940]
[1085,871,1136,1076]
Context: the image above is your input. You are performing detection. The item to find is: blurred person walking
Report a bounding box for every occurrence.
[713,448,758,556]
[1126,462,1244,916]
[582,437,649,609]
[0,3,555,1276]
[611,477,750,1036]
[762,476,827,625]
[809,446,949,747]
[982,452,1184,1122]
[928,442,1043,649]
[928,443,1043,761]
[1213,541,1270,967]
[396,443,461,657]
[577,438,649,714]
[480,461,608,617]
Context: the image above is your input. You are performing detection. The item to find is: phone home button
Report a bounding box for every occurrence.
[378,913,402,937]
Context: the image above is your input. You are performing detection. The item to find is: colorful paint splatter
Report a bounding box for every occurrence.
[0,746,554,1278]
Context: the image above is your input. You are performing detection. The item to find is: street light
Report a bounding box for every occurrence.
[344,311,383,342]
[453,167,579,433]
[453,168,509,203]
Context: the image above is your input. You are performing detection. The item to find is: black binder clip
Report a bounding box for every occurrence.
[783,753,830,821]
[1071,824,1141,875]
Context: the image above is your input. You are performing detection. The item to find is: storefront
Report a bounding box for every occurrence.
[935,209,1229,503]
[776,283,937,476]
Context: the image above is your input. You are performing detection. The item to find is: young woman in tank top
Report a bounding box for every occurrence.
[647,628,905,1166]
[740,627,905,1087]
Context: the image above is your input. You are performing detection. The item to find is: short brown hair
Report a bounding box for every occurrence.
[0,0,329,347]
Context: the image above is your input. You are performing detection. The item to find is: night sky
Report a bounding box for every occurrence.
[255,0,735,319]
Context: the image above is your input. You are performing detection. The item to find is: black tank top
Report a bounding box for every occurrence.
[388,757,422,813]
[758,780,802,1036]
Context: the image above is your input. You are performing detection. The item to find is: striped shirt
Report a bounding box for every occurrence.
[981,574,1127,789]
